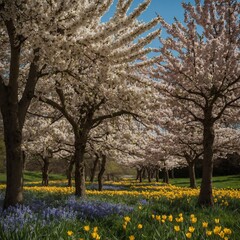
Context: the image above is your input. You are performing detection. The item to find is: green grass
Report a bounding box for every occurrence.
[169,175,240,189]
[0,172,240,189]
[0,171,65,184]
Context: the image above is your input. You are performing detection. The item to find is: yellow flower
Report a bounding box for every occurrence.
[224,237,228,240]
[161,219,165,223]
[215,218,220,224]
[151,214,155,219]
[188,226,195,233]
[162,215,167,220]
[186,232,192,239]
[206,230,212,236]
[124,216,131,222]
[79,238,84,240]
[174,226,180,232]
[129,235,135,240]
[213,226,222,235]
[93,227,98,232]
[91,232,98,238]
[84,225,90,231]
[156,215,161,221]
[190,214,195,218]
[175,217,183,222]
[202,222,208,228]
[190,217,197,223]
[219,231,225,238]
[67,231,73,236]
[223,228,232,235]
[179,213,183,217]
[138,224,143,229]
[168,215,173,222]
[138,206,142,210]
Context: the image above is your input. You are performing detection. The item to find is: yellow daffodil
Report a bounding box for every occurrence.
[168,215,173,222]
[156,215,161,221]
[138,224,143,229]
[124,216,131,222]
[223,228,232,235]
[188,226,195,233]
[67,231,73,236]
[191,217,197,223]
[206,230,212,236]
[186,232,192,239]
[174,226,180,232]
[202,222,208,228]
[219,231,225,238]
[215,218,220,224]
[214,226,222,234]
[84,225,90,231]
[129,235,135,240]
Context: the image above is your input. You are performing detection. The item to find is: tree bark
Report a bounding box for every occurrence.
[67,157,75,187]
[41,157,50,186]
[139,168,143,183]
[155,168,159,182]
[74,140,86,197]
[198,120,214,206]
[98,154,106,191]
[163,167,169,184]
[147,167,152,182]
[90,154,99,183]
[188,162,197,188]
[2,108,23,208]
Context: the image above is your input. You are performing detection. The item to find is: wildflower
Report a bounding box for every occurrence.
[188,226,195,233]
[191,217,197,223]
[138,206,142,210]
[129,235,135,240]
[175,217,183,222]
[202,222,208,228]
[206,230,212,236]
[213,226,222,234]
[174,226,180,232]
[219,231,225,238]
[161,219,165,223]
[84,225,90,231]
[138,224,143,229]
[190,214,195,218]
[223,228,232,235]
[168,215,173,222]
[224,237,228,240]
[93,227,98,232]
[123,223,127,230]
[124,216,131,222]
[67,231,73,236]
[162,215,167,220]
[156,215,161,221]
[215,218,220,224]
[151,214,155,219]
[186,232,192,238]
[179,213,183,217]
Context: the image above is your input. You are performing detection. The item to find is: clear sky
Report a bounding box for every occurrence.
[102,0,196,50]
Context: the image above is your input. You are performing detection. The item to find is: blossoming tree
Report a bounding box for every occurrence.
[154,0,240,206]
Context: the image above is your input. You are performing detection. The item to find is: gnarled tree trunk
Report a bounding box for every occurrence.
[188,162,197,189]
[67,157,75,187]
[41,157,50,186]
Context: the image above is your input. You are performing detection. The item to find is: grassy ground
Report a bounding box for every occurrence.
[0,179,239,239]
[1,172,239,189]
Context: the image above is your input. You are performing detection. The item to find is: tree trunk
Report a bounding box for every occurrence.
[42,157,50,186]
[198,120,214,206]
[98,154,106,191]
[188,162,197,188]
[90,154,99,183]
[147,167,152,182]
[67,158,75,187]
[155,168,159,182]
[74,139,86,197]
[163,168,169,184]
[139,168,143,183]
[136,168,141,180]
[1,107,23,208]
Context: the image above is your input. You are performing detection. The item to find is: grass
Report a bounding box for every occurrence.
[0,172,239,189]
[0,180,239,240]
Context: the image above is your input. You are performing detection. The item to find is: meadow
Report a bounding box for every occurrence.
[0,174,239,240]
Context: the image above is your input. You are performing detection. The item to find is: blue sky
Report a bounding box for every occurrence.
[102,0,196,49]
